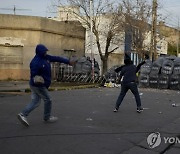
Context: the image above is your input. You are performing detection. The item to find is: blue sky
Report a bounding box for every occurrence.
[0,0,53,17]
[0,0,180,27]
[158,0,180,27]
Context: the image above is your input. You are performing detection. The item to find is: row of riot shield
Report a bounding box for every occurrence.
[56,57,105,84]
[139,56,180,90]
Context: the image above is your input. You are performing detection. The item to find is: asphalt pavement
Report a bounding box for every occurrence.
[0,83,180,154]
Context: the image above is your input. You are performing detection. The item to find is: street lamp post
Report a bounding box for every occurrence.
[177,17,179,57]
[90,0,94,82]
[150,0,158,61]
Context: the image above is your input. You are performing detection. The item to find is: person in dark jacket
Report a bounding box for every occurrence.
[113,57,145,113]
[17,44,74,127]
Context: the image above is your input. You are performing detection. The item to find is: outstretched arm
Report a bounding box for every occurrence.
[115,65,124,73]
[136,61,146,73]
[46,55,70,64]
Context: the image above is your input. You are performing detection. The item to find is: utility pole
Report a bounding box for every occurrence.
[90,0,94,82]
[150,0,158,61]
[177,17,179,57]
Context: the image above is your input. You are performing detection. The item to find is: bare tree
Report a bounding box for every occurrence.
[121,0,152,58]
[50,0,125,74]
[50,0,152,74]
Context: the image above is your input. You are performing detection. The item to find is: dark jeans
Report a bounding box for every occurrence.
[115,82,141,109]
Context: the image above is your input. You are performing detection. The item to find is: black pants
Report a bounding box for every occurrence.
[115,82,141,109]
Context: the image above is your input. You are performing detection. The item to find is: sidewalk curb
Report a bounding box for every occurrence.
[0,84,100,93]
[49,84,100,91]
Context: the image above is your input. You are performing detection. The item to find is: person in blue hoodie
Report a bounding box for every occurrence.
[17,44,74,127]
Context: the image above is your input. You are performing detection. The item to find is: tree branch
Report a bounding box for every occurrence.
[108,46,119,54]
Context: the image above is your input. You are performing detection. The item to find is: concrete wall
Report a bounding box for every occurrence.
[108,53,124,69]
[0,14,85,80]
[158,22,178,44]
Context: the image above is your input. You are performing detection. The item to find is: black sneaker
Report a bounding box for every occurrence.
[113,108,118,112]
[137,107,143,113]
[17,113,29,127]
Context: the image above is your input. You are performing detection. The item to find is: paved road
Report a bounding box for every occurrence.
[0,87,180,154]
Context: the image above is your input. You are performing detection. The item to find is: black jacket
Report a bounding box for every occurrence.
[115,61,145,84]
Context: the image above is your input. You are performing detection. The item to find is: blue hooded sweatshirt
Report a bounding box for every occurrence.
[29,44,69,88]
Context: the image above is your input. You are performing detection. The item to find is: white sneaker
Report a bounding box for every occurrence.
[17,113,29,127]
[113,108,118,112]
[44,116,58,123]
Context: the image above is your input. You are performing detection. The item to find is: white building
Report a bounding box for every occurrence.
[143,31,168,55]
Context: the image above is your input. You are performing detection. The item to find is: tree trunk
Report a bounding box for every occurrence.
[102,57,108,75]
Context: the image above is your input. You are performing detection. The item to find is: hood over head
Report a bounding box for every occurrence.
[124,58,132,65]
[35,44,48,57]
[124,53,133,65]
